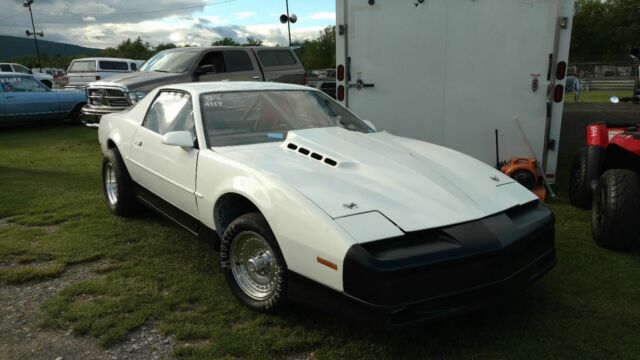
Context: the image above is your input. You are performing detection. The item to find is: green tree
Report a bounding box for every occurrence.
[211,37,239,46]
[243,37,263,46]
[154,43,177,52]
[100,37,153,60]
[298,26,335,69]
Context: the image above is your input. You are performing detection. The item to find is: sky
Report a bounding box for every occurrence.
[0,0,336,48]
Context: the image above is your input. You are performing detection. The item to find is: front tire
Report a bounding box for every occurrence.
[591,169,640,250]
[569,147,592,208]
[102,148,136,217]
[221,213,289,313]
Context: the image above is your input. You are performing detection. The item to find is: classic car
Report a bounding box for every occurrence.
[98,82,556,326]
[0,72,86,124]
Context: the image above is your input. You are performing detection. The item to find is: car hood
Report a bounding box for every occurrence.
[216,127,538,232]
[90,71,184,91]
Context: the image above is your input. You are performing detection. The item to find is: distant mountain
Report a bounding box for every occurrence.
[0,35,101,60]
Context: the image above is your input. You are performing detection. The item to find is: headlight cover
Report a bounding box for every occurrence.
[128,91,148,104]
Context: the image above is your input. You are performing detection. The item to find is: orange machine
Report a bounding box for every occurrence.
[500,158,547,201]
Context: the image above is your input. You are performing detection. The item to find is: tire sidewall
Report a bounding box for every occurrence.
[220,213,289,313]
[102,148,134,216]
[569,148,591,208]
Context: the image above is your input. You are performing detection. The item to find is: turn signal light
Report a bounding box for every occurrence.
[556,61,567,80]
[317,257,338,270]
[553,84,564,102]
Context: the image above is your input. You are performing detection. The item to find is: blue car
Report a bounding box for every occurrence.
[0,72,86,124]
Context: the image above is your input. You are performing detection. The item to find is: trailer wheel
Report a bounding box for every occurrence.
[569,148,592,208]
[591,169,640,250]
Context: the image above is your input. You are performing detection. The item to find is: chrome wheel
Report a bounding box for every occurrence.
[104,163,118,205]
[230,231,279,300]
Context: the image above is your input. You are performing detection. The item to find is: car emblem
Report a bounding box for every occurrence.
[490,175,500,182]
[342,202,358,209]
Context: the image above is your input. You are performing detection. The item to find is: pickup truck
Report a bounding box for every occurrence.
[81,46,305,124]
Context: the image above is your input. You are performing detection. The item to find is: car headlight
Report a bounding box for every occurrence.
[128,91,147,104]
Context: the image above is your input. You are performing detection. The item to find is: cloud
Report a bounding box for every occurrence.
[234,12,256,20]
[82,16,96,22]
[307,12,335,21]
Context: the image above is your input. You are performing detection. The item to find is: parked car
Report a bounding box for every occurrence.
[66,57,145,89]
[98,81,556,326]
[83,46,304,124]
[0,62,54,88]
[0,72,86,124]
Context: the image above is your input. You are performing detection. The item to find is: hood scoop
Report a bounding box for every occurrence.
[285,142,338,167]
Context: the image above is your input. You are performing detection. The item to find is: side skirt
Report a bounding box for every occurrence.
[134,184,220,247]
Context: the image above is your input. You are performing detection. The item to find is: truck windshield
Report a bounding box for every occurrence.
[200,90,373,147]
[138,51,199,73]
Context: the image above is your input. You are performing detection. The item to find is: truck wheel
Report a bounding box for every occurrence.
[221,213,289,313]
[569,148,592,208]
[591,169,640,250]
[102,148,136,216]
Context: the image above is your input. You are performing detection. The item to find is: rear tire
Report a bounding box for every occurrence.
[220,213,289,313]
[102,148,136,217]
[591,169,640,250]
[569,147,592,208]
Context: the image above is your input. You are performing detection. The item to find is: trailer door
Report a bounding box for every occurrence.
[337,0,572,183]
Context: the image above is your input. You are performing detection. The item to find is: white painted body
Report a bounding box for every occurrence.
[336,0,574,184]
[99,82,537,292]
[67,57,144,88]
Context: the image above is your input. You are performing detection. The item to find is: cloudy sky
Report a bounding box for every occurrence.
[0,0,336,48]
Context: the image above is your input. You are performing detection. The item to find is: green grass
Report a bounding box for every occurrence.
[565,90,627,104]
[1,124,639,359]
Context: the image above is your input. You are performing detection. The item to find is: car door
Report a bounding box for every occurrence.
[194,51,232,82]
[222,49,263,81]
[128,90,199,218]
[1,75,60,122]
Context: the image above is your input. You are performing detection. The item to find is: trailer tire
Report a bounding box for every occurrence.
[569,147,592,208]
[591,169,640,250]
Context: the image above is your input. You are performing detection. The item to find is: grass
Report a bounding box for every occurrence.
[565,90,628,104]
[1,124,639,359]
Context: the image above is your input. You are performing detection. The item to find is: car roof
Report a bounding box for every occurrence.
[161,81,320,94]
[0,71,33,76]
[162,46,295,52]
[71,57,138,62]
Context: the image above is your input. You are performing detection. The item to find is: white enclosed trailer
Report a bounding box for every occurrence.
[336,0,574,184]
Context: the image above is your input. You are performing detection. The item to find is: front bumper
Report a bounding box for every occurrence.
[80,104,126,126]
[288,201,555,327]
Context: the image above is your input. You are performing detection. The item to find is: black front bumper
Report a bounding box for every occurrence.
[288,201,555,327]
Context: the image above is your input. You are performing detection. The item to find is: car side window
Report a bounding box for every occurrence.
[0,76,46,92]
[257,50,297,67]
[0,64,11,72]
[223,50,254,72]
[130,63,137,71]
[197,51,226,73]
[143,91,195,138]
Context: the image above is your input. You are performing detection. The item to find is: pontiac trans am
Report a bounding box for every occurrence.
[98,82,555,326]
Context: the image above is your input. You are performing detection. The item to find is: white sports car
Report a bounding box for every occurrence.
[98,82,555,326]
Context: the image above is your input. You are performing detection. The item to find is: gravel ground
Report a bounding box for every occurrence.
[0,260,176,360]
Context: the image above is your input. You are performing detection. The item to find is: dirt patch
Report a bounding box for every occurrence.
[0,261,176,360]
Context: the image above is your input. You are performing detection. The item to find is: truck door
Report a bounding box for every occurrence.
[222,49,263,81]
[128,90,199,218]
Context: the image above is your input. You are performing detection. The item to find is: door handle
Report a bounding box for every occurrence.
[135,140,142,147]
[252,76,261,80]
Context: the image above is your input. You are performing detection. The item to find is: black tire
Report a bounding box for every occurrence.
[569,147,592,208]
[591,169,640,250]
[220,213,289,313]
[69,104,83,124]
[102,148,136,217]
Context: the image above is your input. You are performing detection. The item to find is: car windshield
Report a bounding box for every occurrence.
[200,90,373,147]
[138,51,199,73]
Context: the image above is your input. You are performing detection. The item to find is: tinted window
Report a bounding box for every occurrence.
[200,90,371,147]
[69,60,97,72]
[223,50,253,72]
[0,76,47,92]
[139,51,198,73]
[1,64,12,72]
[99,61,129,71]
[143,92,195,137]
[198,51,225,73]
[130,63,137,71]
[258,50,297,67]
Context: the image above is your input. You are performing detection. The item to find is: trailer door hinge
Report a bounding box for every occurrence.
[547,139,556,151]
[338,24,347,35]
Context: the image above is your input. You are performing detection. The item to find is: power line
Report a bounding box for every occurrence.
[98,0,237,17]
[0,9,27,21]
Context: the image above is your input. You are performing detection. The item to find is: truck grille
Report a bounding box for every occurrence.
[87,87,130,108]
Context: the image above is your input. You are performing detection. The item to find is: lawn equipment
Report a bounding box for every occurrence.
[569,95,640,250]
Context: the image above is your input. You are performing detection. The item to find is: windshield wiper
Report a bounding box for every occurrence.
[153,69,170,73]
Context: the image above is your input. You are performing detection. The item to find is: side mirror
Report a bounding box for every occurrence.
[162,131,194,148]
[363,120,377,131]
[610,96,620,104]
[196,64,216,76]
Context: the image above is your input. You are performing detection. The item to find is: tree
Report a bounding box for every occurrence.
[154,43,177,52]
[101,37,153,60]
[297,26,335,69]
[211,37,239,46]
[244,37,263,46]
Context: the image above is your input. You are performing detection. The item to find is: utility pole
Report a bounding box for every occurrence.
[23,0,43,71]
[285,0,291,46]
